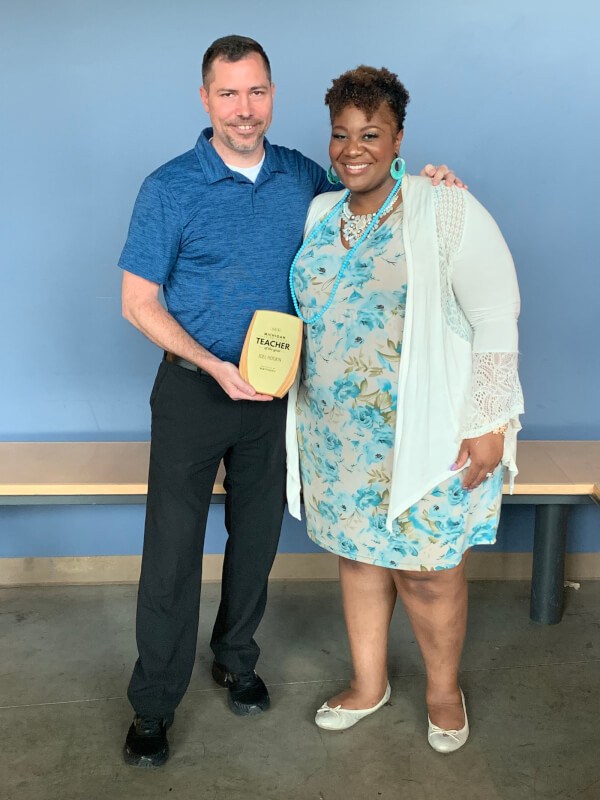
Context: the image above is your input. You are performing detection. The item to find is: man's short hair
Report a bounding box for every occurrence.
[202,35,271,86]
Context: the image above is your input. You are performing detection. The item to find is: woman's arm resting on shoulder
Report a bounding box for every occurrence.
[420,164,467,188]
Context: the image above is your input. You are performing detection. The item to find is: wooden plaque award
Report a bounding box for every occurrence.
[239,310,303,398]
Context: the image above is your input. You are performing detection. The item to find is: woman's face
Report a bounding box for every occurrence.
[329,102,404,200]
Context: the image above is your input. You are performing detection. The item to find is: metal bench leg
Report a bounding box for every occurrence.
[530,504,570,625]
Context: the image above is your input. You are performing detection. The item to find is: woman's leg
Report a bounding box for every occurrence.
[392,552,469,730]
[325,556,397,709]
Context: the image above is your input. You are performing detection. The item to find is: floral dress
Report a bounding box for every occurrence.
[293,204,504,571]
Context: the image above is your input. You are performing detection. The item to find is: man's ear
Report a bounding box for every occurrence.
[200,85,209,114]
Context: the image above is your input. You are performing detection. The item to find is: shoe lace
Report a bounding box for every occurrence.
[137,716,163,735]
[233,670,258,688]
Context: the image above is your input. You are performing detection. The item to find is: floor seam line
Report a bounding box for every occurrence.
[2,658,599,711]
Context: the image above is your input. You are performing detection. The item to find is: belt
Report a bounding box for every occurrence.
[164,352,207,374]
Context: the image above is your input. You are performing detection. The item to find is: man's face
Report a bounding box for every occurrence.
[200,53,275,164]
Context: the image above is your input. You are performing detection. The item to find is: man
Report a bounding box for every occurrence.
[119,34,460,767]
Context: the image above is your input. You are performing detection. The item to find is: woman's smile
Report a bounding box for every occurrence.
[329,103,403,211]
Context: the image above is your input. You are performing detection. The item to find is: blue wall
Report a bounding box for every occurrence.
[1,0,598,557]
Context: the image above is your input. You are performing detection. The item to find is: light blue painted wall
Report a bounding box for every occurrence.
[1,0,598,558]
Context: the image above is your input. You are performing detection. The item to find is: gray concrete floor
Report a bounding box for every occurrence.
[1,580,599,800]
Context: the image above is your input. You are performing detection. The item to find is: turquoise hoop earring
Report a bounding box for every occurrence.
[390,156,406,181]
[327,164,341,185]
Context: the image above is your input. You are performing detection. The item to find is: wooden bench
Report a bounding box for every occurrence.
[0,442,225,504]
[500,441,600,623]
[1,441,599,625]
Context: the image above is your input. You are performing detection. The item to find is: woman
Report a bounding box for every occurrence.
[286,66,523,753]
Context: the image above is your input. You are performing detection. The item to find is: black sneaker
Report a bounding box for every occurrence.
[123,713,173,768]
[212,661,270,716]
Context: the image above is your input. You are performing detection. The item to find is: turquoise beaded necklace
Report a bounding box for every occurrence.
[289,177,403,325]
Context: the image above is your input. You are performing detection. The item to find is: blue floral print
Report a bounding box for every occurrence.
[332,375,361,402]
[355,487,382,510]
[294,204,504,571]
[322,427,343,457]
[349,405,386,432]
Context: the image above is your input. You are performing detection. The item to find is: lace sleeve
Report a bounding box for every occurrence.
[461,352,524,439]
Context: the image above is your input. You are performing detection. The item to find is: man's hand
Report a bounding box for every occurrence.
[210,361,273,402]
[121,272,273,402]
[420,164,467,189]
[452,432,503,490]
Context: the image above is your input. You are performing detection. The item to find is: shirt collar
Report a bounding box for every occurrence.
[194,128,288,184]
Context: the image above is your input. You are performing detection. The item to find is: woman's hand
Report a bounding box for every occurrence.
[420,164,467,189]
[453,432,504,490]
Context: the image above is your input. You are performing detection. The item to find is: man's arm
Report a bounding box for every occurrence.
[122,271,272,401]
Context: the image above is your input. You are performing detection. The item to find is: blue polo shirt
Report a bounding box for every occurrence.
[119,128,331,364]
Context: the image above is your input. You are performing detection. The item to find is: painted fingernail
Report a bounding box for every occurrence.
[450,463,457,470]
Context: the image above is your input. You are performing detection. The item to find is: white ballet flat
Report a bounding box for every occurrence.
[427,689,469,753]
[315,683,391,731]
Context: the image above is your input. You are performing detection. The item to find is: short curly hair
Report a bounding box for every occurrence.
[324,65,410,131]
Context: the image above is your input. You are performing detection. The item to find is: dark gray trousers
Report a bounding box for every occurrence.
[127,359,287,717]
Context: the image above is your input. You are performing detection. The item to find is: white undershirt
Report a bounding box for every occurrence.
[225,155,265,183]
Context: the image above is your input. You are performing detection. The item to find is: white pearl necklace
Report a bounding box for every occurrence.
[341,189,401,247]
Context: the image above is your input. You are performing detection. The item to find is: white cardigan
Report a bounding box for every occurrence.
[286,175,524,529]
